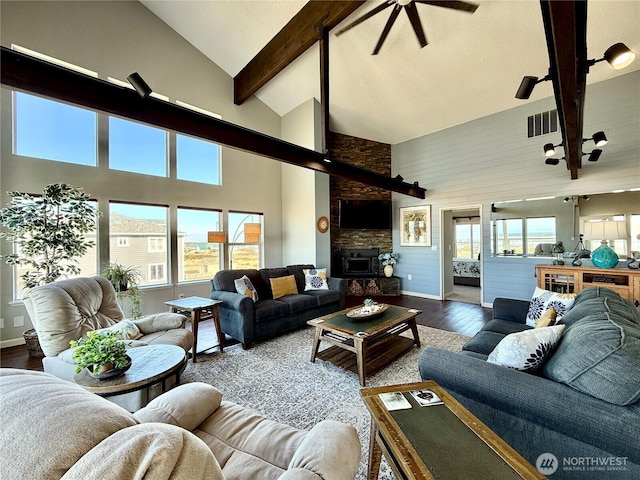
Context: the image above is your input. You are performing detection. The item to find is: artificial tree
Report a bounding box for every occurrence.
[0,183,99,288]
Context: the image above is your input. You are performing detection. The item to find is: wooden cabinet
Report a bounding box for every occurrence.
[535,264,640,307]
[345,276,401,296]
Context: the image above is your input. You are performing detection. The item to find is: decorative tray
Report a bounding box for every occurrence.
[346,303,388,320]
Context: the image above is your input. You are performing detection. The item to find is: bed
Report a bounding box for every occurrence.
[453,258,480,287]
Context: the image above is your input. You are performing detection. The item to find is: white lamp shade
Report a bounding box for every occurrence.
[582,221,628,240]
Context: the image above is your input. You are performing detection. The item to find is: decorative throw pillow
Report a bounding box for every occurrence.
[487,325,565,372]
[526,287,576,327]
[270,275,298,299]
[234,275,259,302]
[97,319,142,340]
[535,307,558,328]
[303,268,329,291]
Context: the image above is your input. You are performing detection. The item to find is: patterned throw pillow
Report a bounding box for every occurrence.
[97,319,142,340]
[303,268,329,291]
[526,287,576,327]
[270,275,298,299]
[234,275,259,302]
[535,307,558,328]
[487,325,565,372]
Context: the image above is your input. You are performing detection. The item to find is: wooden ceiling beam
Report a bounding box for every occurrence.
[540,0,588,179]
[233,0,365,105]
[1,47,425,199]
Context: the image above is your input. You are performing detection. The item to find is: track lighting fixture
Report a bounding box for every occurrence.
[543,142,562,157]
[563,197,571,203]
[545,157,562,166]
[590,131,607,147]
[582,195,590,201]
[394,174,404,182]
[517,43,635,100]
[586,149,602,162]
[126,72,152,98]
[588,43,636,71]
[515,74,551,100]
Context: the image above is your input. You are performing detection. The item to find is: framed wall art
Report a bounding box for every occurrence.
[399,205,431,246]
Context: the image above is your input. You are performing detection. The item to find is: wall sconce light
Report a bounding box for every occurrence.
[207,231,226,243]
[126,72,153,98]
[588,42,636,71]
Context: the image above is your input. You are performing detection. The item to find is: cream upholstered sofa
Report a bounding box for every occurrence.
[23,276,193,409]
[0,369,361,480]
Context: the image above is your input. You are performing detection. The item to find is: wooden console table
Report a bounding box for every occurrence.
[345,276,401,296]
[535,264,640,307]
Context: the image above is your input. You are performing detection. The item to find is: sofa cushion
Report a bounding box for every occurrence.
[277,294,317,314]
[481,319,532,336]
[487,325,565,372]
[543,311,640,405]
[304,289,342,306]
[254,300,290,323]
[96,319,142,340]
[270,275,299,299]
[287,264,315,293]
[259,268,291,299]
[525,287,576,327]
[303,268,329,291]
[234,275,259,302]
[462,331,506,355]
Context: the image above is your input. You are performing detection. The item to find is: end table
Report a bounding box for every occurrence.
[165,296,223,363]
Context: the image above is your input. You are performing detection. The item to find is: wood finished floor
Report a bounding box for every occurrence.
[1,295,491,372]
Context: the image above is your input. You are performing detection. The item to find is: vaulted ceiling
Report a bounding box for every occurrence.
[141,0,640,145]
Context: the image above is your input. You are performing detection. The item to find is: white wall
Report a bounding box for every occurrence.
[0,0,286,345]
[280,99,331,270]
[392,71,640,305]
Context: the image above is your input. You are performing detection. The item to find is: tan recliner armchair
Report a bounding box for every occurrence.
[23,276,193,409]
[1,369,361,480]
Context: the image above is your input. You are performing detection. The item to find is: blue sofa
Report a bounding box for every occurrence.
[210,265,346,349]
[419,287,640,479]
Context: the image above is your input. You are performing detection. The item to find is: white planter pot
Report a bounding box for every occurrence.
[383,265,394,277]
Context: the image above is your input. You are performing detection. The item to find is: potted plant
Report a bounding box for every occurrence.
[0,183,99,288]
[102,263,143,319]
[70,330,132,378]
[378,252,399,277]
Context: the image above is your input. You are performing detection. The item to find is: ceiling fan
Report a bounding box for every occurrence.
[336,0,479,55]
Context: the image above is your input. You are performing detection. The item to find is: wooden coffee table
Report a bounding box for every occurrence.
[361,381,544,480]
[308,305,421,386]
[74,344,187,407]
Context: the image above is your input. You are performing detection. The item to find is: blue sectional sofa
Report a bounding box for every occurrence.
[419,287,640,479]
[210,265,346,349]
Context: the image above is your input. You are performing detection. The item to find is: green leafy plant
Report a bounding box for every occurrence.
[0,183,99,288]
[102,263,143,319]
[70,330,131,375]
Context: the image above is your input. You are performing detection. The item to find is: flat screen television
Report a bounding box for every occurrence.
[339,199,392,230]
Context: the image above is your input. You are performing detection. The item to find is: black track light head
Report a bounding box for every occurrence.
[127,72,152,98]
[545,158,561,166]
[587,149,602,162]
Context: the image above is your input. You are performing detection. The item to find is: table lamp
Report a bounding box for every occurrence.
[582,220,628,268]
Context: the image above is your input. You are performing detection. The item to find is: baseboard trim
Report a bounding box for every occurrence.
[400,290,441,301]
[1,337,26,349]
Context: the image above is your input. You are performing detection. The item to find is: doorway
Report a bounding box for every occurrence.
[440,206,482,305]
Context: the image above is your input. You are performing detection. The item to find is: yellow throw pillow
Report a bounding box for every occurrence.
[270,275,298,299]
[536,307,558,328]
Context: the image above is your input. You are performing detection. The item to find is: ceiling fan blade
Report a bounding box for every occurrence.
[372,4,402,55]
[404,2,428,48]
[335,0,395,36]
[415,0,479,14]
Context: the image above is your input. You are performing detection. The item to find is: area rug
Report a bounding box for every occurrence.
[182,325,470,480]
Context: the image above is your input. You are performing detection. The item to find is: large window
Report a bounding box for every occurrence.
[228,212,263,270]
[109,203,168,286]
[177,134,221,185]
[109,117,167,177]
[493,217,556,255]
[177,208,223,282]
[494,218,523,255]
[14,92,97,166]
[454,220,480,259]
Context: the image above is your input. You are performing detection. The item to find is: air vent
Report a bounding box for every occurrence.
[527,109,558,138]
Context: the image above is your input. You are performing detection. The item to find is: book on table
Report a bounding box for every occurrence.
[410,389,443,407]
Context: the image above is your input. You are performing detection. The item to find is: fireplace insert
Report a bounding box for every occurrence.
[341,248,380,277]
